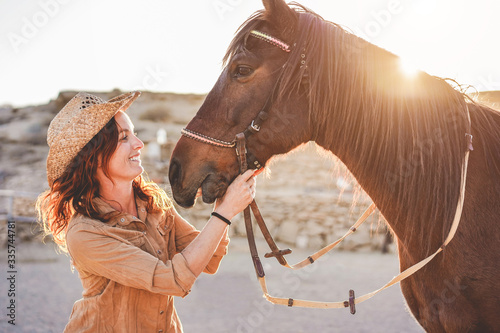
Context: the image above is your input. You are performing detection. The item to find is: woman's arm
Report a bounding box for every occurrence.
[181,169,256,277]
[172,207,228,274]
[67,222,197,297]
[67,170,256,296]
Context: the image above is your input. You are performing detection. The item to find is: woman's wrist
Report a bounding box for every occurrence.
[213,204,236,221]
[211,212,232,225]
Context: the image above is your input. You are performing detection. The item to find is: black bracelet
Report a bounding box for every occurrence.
[211,212,231,226]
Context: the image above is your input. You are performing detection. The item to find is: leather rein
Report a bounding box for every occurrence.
[180,30,473,314]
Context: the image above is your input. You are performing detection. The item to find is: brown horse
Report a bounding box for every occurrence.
[169,0,500,331]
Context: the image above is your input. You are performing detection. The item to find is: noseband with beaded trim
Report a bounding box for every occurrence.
[180,128,236,148]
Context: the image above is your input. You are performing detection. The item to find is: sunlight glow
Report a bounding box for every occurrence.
[399,58,419,78]
[1,0,499,106]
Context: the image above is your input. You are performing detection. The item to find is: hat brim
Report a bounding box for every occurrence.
[47,91,141,186]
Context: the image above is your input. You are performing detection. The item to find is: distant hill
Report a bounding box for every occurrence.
[476,90,500,109]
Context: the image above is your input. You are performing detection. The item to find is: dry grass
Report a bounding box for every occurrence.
[139,106,173,122]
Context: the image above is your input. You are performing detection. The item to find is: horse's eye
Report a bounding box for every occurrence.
[235,66,253,77]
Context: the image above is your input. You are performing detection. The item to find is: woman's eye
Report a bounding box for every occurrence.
[235,66,253,77]
[121,131,137,141]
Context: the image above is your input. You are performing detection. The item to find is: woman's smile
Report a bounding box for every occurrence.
[129,153,141,163]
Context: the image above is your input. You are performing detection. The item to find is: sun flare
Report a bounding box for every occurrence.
[399,58,419,77]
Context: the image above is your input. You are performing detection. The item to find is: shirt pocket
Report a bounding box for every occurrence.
[111,225,147,248]
[111,228,147,251]
[157,212,174,236]
[127,232,146,249]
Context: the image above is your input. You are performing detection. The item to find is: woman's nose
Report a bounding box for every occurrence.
[133,135,144,150]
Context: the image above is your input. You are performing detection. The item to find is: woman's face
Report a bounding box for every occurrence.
[99,111,144,184]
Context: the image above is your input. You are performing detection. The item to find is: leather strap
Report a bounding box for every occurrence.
[236,133,248,168]
[255,149,470,310]
[253,199,376,269]
[236,130,471,312]
[237,133,265,278]
[250,200,292,266]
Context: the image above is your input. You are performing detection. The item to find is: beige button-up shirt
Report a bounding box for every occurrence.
[64,197,229,332]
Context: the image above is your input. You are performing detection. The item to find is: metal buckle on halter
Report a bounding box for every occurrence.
[250,120,260,132]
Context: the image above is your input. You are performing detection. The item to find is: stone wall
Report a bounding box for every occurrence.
[166,143,393,253]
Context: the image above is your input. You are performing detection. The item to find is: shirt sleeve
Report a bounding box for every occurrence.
[67,221,196,297]
[171,208,230,274]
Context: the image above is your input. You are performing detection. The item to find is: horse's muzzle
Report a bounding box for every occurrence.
[169,157,230,207]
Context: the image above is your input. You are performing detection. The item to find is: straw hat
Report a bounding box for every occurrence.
[46,91,141,186]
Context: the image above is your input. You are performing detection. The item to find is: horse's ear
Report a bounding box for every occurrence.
[262,0,297,38]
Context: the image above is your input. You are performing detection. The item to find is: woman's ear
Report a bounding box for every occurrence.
[262,0,298,40]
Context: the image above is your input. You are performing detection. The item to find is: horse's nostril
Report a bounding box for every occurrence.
[168,158,181,186]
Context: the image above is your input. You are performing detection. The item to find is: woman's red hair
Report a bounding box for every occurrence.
[36,117,172,252]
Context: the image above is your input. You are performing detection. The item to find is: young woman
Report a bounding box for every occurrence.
[37,91,256,332]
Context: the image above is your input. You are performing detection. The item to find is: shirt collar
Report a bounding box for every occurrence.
[93,196,148,228]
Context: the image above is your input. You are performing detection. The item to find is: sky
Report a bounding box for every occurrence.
[1,0,499,107]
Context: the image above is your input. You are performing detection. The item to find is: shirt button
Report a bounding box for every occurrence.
[143,231,146,235]
[132,216,136,219]
[141,208,145,212]
[157,250,162,255]
[120,218,125,222]
[159,330,163,333]
[160,310,164,314]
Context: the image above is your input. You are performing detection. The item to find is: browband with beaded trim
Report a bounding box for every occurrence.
[249,30,291,52]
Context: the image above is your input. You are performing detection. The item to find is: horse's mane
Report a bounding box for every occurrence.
[224,4,500,254]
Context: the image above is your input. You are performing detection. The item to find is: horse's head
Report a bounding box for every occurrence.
[170,0,313,207]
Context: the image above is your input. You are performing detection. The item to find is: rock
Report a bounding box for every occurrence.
[276,221,300,245]
[305,221,325,236]
[0,105,14,125]
[295,234,309,249]
[307,234,325,248]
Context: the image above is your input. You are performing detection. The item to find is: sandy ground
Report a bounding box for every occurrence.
[0,237,423,333]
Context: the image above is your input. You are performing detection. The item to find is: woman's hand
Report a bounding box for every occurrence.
[214,169,257,220]
[183,169,257,276]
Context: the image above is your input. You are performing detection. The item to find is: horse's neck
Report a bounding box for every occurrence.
[307,41,473,260]
[314,108,450,261]
[332,144,423,249]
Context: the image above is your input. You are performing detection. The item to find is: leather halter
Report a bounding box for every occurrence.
[181,30,292,170]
